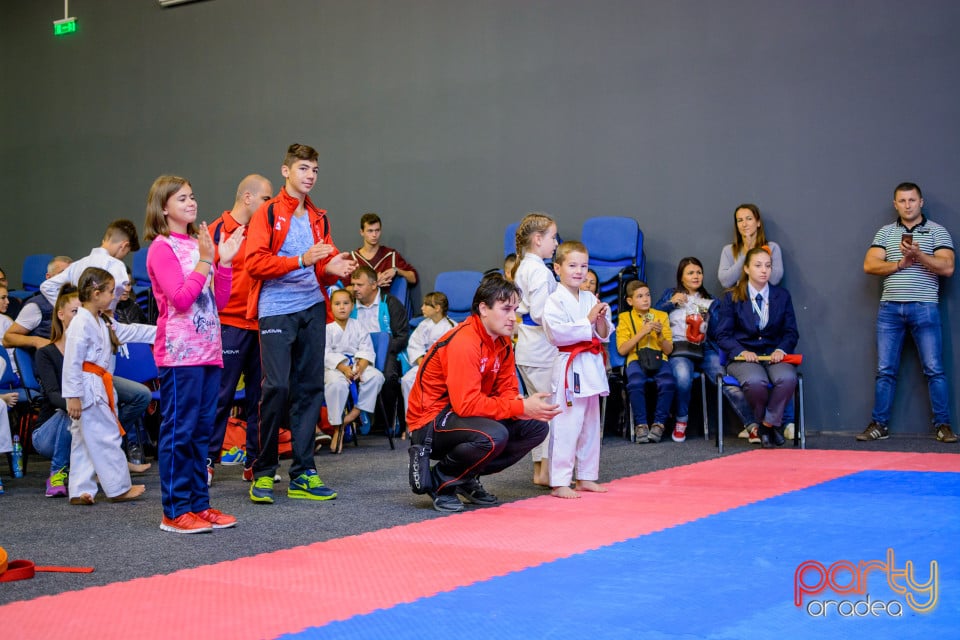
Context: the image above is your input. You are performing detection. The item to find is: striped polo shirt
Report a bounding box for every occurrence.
[871,216,954,303]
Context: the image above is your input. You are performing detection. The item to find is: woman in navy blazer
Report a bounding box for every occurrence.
[715,247,799,448]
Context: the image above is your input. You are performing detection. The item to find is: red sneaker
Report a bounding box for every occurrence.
[195,508,238,529]
[671,421,687,443]
[160,512,214,534]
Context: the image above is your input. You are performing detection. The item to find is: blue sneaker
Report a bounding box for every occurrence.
[358,411,372,435]
[288,470,337,501]
[220,446,246,466]
[249,476,275,504]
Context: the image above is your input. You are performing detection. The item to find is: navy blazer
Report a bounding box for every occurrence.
[715,285,799,361]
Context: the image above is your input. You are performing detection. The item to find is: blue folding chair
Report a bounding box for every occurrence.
[389,276,411,318]
[113,342,162,403]
[13,348,43,405]
[9,253,55,301]
[411,270,484,326]
[581,217,645,316]
[715,367,805,453]
[339,331,397,452]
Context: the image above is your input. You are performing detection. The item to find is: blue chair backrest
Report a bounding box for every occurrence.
[13,348,42,394]
[0,349,22,389]
[369,331,391,372]
[608,337,625,371]
[582,217,645,314]
[114,342,158,384]
[132,247,150,288]
[504,222,519,257]
[389,276,411,317]
[434,270,484,322]
[22,253,55,291]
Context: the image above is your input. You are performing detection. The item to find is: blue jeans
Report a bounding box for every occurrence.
[114,375,152,444]
[670,350,721,423]
[872,301,950,426]
[31,410,72,472]
[625,360,676,425]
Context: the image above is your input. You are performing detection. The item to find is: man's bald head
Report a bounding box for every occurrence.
[233,174,273,223]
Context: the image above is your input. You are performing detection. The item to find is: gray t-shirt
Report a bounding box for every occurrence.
[258,214,322,318]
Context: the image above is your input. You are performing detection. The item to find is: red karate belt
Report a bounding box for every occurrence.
[0,546,94,582]
[82,361,125,436]
[557,337,603,406]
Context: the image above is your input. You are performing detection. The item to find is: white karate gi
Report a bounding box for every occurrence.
[400,316,456,413]
[542,287,612,487]
[62,307,156,499]
[324,319,385,425]
[0,402,12,455]
[514,254,559,461]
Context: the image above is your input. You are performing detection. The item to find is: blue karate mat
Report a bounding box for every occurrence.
[280,470,959,639]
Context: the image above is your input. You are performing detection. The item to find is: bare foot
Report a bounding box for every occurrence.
[533,460,551,487]
[342,407,361,425]
[551,486,580,499]
[128,461,152,474]
[576,480,607,493]
[108,484,146,502]
[69,493,95,505]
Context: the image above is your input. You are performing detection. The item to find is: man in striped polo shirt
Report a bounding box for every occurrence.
[861,182,955,443]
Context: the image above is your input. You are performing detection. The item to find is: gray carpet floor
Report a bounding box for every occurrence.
[0,430,953,605]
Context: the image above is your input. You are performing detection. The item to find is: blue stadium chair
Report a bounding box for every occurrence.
[113,342,162,403]
[715,368,805,453]
[581,217,644,316]
[9,253,55,301]
[504,221,520,257]
[432,270,484,322]
[13,348,43,405]
[338,331,397,452]
[389,275,411,318]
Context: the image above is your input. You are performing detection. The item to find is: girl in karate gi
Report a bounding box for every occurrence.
[324,288,385,452]
[63,267,156,505]
[542,241,612,498]
[511,212,560,486]
[400,291,456,413]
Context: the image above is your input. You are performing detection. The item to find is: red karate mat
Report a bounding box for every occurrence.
[3,450,957,639]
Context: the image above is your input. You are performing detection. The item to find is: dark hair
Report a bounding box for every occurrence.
[49,284,79,343]
[329,288,355,304]
[360,212,381,229]
[731,204,767,259]
[105,219,141,252]
[423,291,449,315]
[894,182,922,198]
[730,246,772,303]
[77,267,121,353]
[472,273,520,315]
[283,143,318,167]
[351,265,378,283]
[625,280,650,299]
[675,257,713,299]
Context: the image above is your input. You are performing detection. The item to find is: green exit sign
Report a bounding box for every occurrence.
[53,17,77,36]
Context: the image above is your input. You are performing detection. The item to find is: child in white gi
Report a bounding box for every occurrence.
[325,289,385,450]
[512,212,560,486]
[63,267,156,505]
[400,291,456,413]
[542,241,612,499]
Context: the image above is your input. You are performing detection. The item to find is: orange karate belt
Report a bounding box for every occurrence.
[557,337,603,406]
[0,545,94,582]
[82,361,125,436]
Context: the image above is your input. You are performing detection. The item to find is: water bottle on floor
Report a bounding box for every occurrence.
[11,435,24,478]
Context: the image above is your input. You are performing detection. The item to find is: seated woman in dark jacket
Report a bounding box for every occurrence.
[714,247,798,448]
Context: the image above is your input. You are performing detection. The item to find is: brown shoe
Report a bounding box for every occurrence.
[634,424,650,444]
[649,423,665,443]
[935,424,958,443]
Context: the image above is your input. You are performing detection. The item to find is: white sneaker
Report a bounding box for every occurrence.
[747,424,761,444]
[784,423,795,441]
[738,427,750,439]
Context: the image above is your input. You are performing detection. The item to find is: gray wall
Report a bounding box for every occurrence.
[2,0,958,434]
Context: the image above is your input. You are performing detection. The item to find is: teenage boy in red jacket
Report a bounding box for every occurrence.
[244,144,357,504]
[407,273,560,513]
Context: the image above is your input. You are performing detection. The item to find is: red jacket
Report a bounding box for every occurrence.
[209,211,256,330]
[244,187,340,320]
[406,315,524,431]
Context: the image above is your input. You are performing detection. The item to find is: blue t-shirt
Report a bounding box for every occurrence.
[258,214,322,318]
